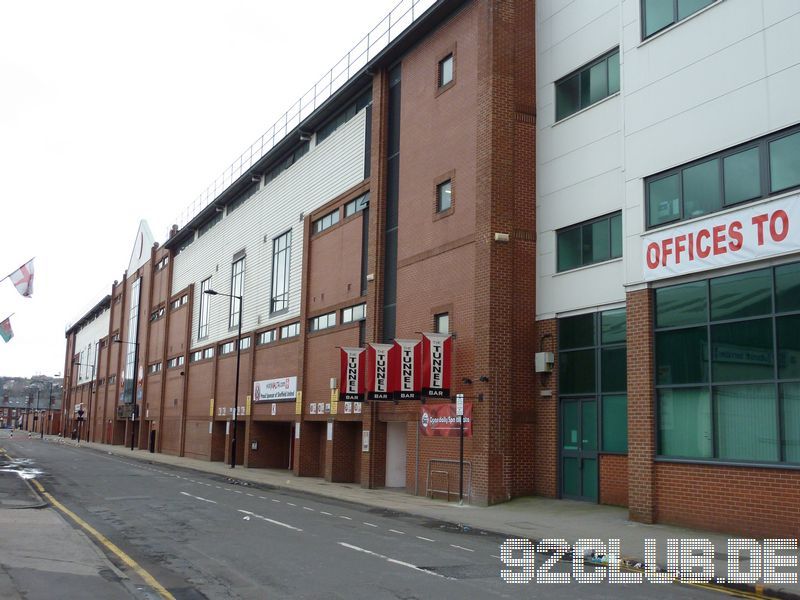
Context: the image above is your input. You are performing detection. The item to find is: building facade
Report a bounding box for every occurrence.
[63,0,800,537]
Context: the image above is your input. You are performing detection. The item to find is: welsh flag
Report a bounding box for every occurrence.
[9,259,34,298]
[0,318,13,343]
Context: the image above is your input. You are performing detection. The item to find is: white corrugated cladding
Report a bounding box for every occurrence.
[172,108,367,349]
[73,307,110,385]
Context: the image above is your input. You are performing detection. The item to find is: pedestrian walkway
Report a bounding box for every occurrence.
[45,436,800,598]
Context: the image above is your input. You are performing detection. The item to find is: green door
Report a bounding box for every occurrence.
[560,398,598,501]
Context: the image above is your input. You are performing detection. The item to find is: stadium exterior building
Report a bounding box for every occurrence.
[63,0,800,538]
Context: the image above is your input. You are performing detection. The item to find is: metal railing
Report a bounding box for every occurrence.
[173,0,438,230]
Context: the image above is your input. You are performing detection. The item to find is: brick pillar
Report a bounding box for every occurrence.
[533,318,558,497]
[627,288,656,523]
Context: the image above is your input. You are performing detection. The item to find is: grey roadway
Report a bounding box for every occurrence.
[0,433,724,600]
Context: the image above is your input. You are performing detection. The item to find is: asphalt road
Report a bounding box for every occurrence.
[0,433,724,600]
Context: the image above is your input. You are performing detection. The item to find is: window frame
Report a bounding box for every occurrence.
[434,312,450,334]
[641,0,718,41]
[309,311,337,333]
[554,48,620,122]
[342,303,367,324]
[438,53,454,89]
[229,256,245,329]
[280,322,300,340]
[645,124,800,230]
[257,329,276,345]
[270,230,292,315]
[312,209,340,234]
[344,193,369,218]
[556,211,623,273]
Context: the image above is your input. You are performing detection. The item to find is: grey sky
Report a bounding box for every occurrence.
[0,0,397,377]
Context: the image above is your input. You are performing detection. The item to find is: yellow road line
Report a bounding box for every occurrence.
[31,479,175,600]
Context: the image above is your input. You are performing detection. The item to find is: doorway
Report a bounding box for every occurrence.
[385,421,407,488]
[560,398,598,501]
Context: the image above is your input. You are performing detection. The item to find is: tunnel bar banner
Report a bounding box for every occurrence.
[340,347,366,402]
[421,333,452,399]
[393,339,421,400]
[366,343,396,401]
[642,193,800,282]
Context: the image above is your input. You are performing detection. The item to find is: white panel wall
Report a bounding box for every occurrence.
[621,0,800,285]
[73,308,110,384]
[536,0,625,319]
[172,109,367,349]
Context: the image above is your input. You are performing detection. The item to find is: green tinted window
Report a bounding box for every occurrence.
[781,383,800,463]
[559,350,595,394]
[643,0,674,37]
[610,213,622,258]
[556,50,620,121]
[557,212,622,272]
[608,52,620,95]
[581,60,608,106]
[710,268,772,320]
[656,327,708,385]
[602,394,628,453]
[601,308,626,344]
[562,401,580,450]
[583,219,610,264]
[775,262,800,313]
[582,401,597,451]
[557,227,581,272]
[658,388,712,458]
[602,347,627,393]
[715,384,779,462]
[723,148,761,205]
[683,158,721,219]
[770,131,800,193]
[711,319,773,382]
[777,315,800,380]
[648,174,680,226]
[678,0,715,19]
[656,281,707,328]
[559,313,594,349]
[555,74,580,121]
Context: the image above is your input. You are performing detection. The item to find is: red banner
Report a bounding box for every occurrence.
[421,333,452,398]
[419,402,472,437]
[393,339,421,400]
[366,343,396,401]
[340,347,366,402]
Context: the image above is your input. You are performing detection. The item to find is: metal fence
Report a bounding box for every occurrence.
[174,0,438,229]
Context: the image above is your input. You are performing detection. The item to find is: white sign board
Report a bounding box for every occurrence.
[455,393,464,417]
[253,377,297,402]
[642,193,800,282]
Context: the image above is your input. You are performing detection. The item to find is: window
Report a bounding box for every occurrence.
[170,298,181,310]
[147,362,162,374]
[555,49,619,121]
[280,323,300,339]
[203,347,215,360]
[655,261,800,463]
[646,125,800,228]
[271,231,292,313]
[263,142,310,186]
[226,181,259,215]
[436,180,452,213]
[316,89,371,145]
[642,0,716,39]
[190,351,203,363]
[312,209,340,234]
[155,256,169,271]
[123,278,141,404]
[309,312,336,332]
[342,303,366,324]
[344,193,369,217]
[438,53,454,88]
[257,330,276,345]
[219,342,235,355]
[199,278,211,339]
[434,313,449,334]
[239,337,251,351]
[150,306,165,322]
[167,356,184,368]
[108,375,116,385]
[557,212,622,272]
[559,309,628,453]
[229,257,245,329]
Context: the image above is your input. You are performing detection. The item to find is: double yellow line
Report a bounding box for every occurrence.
[31,477,175,600]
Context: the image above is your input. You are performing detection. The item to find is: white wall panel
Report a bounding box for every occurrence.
[73,308,110,384]
[172,109,367,349]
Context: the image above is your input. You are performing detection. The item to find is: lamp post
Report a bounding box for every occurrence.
[204,288,242,469]
[114,339,140,451]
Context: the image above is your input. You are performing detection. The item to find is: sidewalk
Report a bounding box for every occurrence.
[51,436,799,598]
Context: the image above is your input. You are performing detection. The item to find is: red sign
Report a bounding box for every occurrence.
[366,343,396,401]
[419,402,472,437]
[421,333,452,398]
[393,339,421,400]
[340,347,366,402]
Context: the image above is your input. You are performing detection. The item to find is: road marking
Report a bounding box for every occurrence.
[246,493,254,497]
[271,499,281,503]
[286,502,296,507]
[389,529,405,535]
[416,536,435,542]
[303,506,314,512]
[363,522,378,528]
[339,516,352,520]
[234,490,243,494]
[320,511,332,516]
[179,491,217,504]
[236,510,302,532]
[31,479,175,600]
[450,544,474,553]
[338,542,450,579]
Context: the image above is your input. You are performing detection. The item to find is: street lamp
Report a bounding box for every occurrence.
[204,288,242,469]
[114,339,140,451]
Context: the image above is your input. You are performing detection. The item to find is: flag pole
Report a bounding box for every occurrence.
[1,313,15,322]
[0,257,35,283]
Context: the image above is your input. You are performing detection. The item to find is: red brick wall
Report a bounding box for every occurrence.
[600,454,628,507]
[533,318,558,497]
[307,213,365,311]
[627,288,655,523]
[655,463,800,538]
[247,421,292,469]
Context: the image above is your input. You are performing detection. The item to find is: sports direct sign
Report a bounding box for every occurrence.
[642,193,800,282]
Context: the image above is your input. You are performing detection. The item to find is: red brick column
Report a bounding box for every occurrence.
[533,318,558,497]
[626,288,656,523]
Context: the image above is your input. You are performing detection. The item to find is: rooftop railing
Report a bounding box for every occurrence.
[173,0,437,230]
